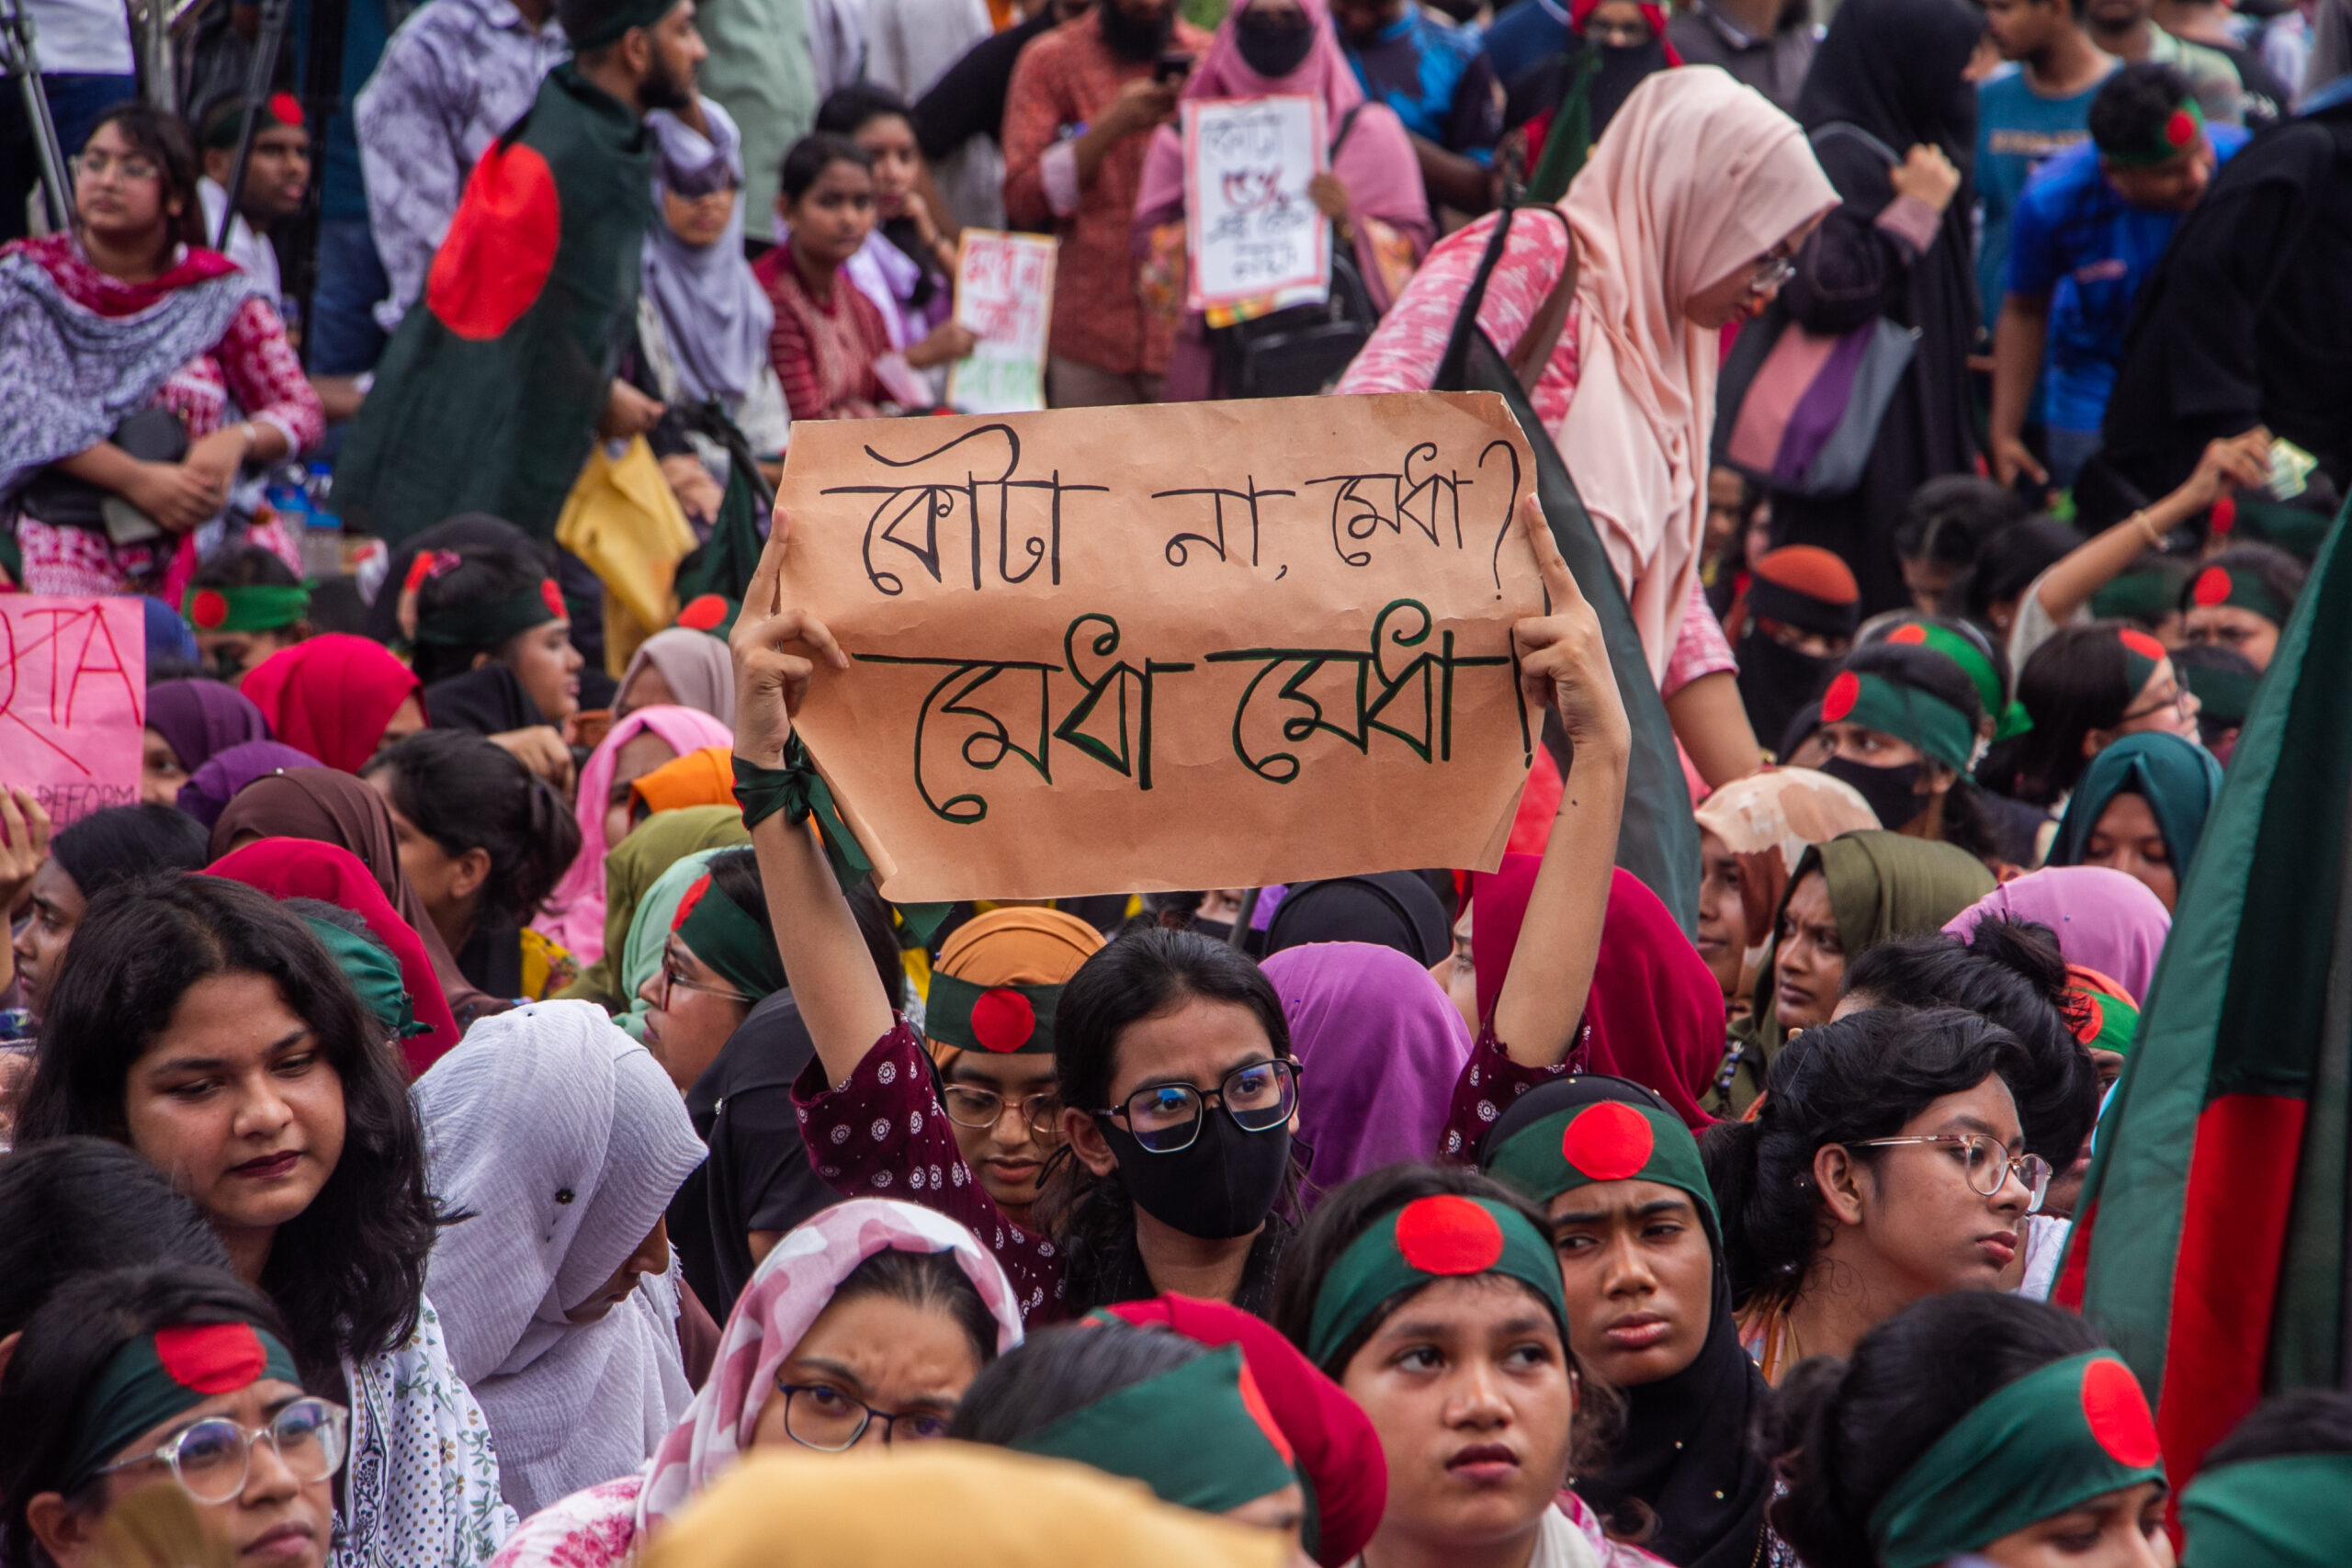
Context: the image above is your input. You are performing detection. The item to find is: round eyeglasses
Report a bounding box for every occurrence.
[96,1397,349,1504]
[941,1085,1064,1139]
[773,1379,954,1450]
[1094,1058,1301,1154]
[1848,1133,2052,1213]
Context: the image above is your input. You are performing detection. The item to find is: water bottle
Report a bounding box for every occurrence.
[300,460,345,578]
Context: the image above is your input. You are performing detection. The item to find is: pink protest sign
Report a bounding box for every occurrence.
[0,596,146,826]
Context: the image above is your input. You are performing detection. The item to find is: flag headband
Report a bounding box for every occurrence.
[1011,1343,1297,1514]
[1306,1195,1568,1370]
[676,593,740,639]
[1869,1350,2165,1568]
[1883,622,2030,742]
[673,872,786,1001]
[184,583,311,634]
[412,577,568,649]
[2185,565,2290,626]
[62,1321,302,1494]
[1484,1095,1716,1223]
[2103,97,2206,169]
[2116,627,2168,704]
[1819,669,1978,773]
[925,972,1062,1055]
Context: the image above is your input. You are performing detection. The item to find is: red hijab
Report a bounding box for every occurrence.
[1472,858,1721,1128]
[1106,1293,1386,1566]
[206,838,463,1074]
[240,635,422,773]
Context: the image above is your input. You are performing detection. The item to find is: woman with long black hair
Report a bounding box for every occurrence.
[15,874,514,1564]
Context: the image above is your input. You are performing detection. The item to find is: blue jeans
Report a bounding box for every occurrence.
[0,73,137,240]
[309,216,390,375]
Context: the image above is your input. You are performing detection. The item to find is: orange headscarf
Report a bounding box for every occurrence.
[630,745,737,817]
[925,907,1104,1068]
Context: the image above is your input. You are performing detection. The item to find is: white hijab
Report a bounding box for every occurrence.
[414,999,707,1517]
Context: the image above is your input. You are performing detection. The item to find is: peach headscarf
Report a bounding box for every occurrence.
[924,907,1104,1069]
[1557,66,1838,682]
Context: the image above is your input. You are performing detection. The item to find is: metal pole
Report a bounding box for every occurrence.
[1226,887,1261,948]
[0,0,73,231]
[125,0,175,110]
[214,0,292,251]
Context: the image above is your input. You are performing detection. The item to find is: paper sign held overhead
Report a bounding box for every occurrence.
[1183,95,1329,311]
[0,596,146,828]
[771,392,1544,904]
[946,229,1057,415]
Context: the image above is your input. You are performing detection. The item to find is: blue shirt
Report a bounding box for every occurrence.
[2004,125,2248,432]
[1973,63,2112,333]
[1481,0,1568,90]
[1347,9,1501,160]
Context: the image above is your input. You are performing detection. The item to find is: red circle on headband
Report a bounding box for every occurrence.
[2080,1358,2162,1467]
[1561,1101,1655,1180]
[2119,629,2168,663]
[2211,494,2237,535]
[970,987,1036,1053]
[2071,992,2106,1046]
[539,579,567,620]
[2192,567,2233,607]
[267,91,306,128]
[1395,1195,1506,1276]
[425,141,560,341]
[155,1323,267,1393]
[1888,623,1928,646]
[678,594,728,631]
[1821,671,1861,723]
[1236,1361,1296,1464]
[189,589,230,630]
[2165,108,2197,148]
[672,874,714,932]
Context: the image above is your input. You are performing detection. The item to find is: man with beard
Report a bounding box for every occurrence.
[196,93,311,312]
[356,0,571,332]
[1002,0,1211,405]
[331,0,705,545]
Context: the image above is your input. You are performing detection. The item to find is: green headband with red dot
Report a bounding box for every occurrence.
[2103,96,2206,169]
[2184,564,2290,627]
[183,582,311,634]
[1306,1194,1568,1370]
[1484,1096,1717,1223]
[924,971,1061,1055]
[62,1321,302,1494]
[1819,669,1978,774]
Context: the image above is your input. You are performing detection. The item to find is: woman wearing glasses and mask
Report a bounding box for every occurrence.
[1702,1006,2053,1385]
[486,1199,1022,1568]
[727,495,1633,1322]
[1,1265,348,1568]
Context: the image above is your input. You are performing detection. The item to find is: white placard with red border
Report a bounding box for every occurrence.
[1182,95,1329,311]
[946,229,1057,414]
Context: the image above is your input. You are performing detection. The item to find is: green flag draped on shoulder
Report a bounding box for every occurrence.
[333,65,654,546]
[2060,495,2352,1489]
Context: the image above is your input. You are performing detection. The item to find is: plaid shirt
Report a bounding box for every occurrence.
[1001,12,1209,378]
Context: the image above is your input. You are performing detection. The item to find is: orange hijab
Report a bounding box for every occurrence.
[629,745,737,817]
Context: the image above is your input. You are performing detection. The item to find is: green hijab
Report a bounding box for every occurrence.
[554,804,750,1014]
[2050,732,2224,881]
[1721,830,1996,1109]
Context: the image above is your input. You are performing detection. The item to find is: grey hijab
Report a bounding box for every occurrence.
[643,98,775,406]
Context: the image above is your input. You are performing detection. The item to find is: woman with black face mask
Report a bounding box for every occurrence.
[1130,0,1432,400]
[726,497,1629,1324]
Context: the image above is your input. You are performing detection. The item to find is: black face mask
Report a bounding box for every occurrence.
[1099,0,1174,62]
[1818,754,1928,833]
[1097,1108,1291,1239]
[1234,12,1316,77]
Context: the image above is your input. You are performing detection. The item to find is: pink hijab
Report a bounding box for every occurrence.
[1942,865,2172,1005]
[1556,68,1838,682]
[540,704,734,961]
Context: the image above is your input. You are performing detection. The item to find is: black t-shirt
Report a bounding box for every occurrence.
[670,992,838,1319]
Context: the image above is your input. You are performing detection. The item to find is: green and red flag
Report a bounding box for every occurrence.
[331,64,654,546]
[2058,496,2352,1489]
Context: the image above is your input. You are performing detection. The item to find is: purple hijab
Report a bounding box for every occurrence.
[146,680,271,773]
[175,741,321,829]
[1261,941,1472,1199]
[1943,865,2172,1003]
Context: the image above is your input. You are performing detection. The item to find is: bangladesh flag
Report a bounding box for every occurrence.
[332,64,653,546]
[2059,495,2352,1486]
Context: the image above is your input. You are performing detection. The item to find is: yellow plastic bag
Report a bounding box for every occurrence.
[554,434,697,673]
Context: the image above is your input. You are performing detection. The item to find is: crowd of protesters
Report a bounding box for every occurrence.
[5,0,2352,1561]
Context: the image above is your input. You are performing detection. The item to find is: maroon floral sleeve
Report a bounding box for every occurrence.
[1438,1019,1589,1164]
[791,1019,1069,1323]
